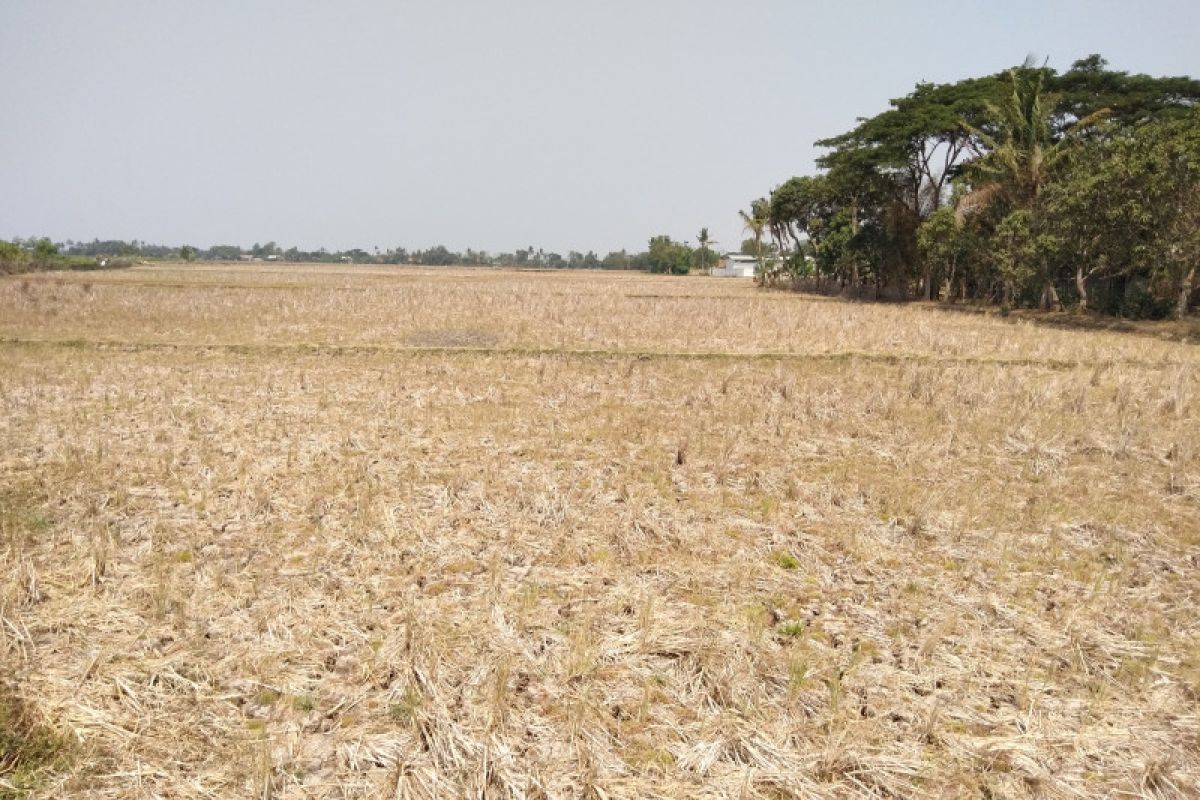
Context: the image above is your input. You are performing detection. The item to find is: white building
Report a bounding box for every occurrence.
[712,254,757,278]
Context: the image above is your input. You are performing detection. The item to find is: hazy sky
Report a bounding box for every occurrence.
[2,1,1197,255]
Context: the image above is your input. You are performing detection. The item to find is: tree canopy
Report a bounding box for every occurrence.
[753,55,1200,317]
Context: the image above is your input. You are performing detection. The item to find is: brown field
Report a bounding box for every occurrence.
[1,263,1198,799]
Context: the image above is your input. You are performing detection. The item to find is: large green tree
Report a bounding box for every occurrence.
[917,206,981,302]
[1073,112,1200,318]
[958,67,1108,308]
[757,55,1200,314]
[646,236,692,275]
[1053,54,1200,130]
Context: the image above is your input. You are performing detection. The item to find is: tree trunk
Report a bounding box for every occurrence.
[848,201,860,297]
[941,256,957,302]
[1177,265,1196,320]
[923,264,932,301]
[1041,279,1062,311]
[1075,265,1088,312]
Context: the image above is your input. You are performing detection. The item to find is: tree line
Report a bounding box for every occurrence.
[746,55,1200,318]
[0,236,721,275]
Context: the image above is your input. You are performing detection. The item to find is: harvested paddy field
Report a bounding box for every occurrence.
[1,264,1198,798]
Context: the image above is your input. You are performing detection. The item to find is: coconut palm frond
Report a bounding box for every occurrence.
[962,120,1000,154]
[1064,108,1112,139]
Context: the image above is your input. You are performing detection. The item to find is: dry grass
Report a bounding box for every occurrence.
[1,263,1198,798]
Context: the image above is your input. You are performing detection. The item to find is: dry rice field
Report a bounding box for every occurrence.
[1,263,1198,799]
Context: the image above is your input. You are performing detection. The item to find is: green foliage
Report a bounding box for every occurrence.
[754,55,1200,317]
[206,245,242,260]
[415,245,456,266]
[918,207,977,299]
[779,621,806,639]
[601,250,632,270]
[1100,113,1200,318]
[769,176,825,249]
[694,227,717,271]
[739,200,769,252]
[768,549,800,570]
[32,238,57,260]
[991,210,1038,305]
[645,236,692,275]
[1054,54,1200,129]
[0,241,31,273]
[0,238,111,275]
[0,683,72,797]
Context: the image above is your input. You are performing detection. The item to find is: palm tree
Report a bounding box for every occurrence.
[960,65,1109,308]
[739,199,770,284]
[697,227,712,274]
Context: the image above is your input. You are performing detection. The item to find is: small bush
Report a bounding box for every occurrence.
[0,243,31,275]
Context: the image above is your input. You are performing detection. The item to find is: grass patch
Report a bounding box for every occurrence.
[768,549,801,570]
[0,682,72,798]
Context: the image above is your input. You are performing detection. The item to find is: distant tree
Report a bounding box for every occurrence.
[601,250,630,270]
[33,238,58,260]
[739,199,770,281]
[418,245,456,266]
[206,245,243,261]
[0,240,29,269]
[179,245,196,262]
[695,227,717,273]
[646,236,692,275]
[382,247,409,265]
[462,248,490,266]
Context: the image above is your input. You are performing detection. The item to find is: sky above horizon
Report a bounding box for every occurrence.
[2,1,1197,255]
